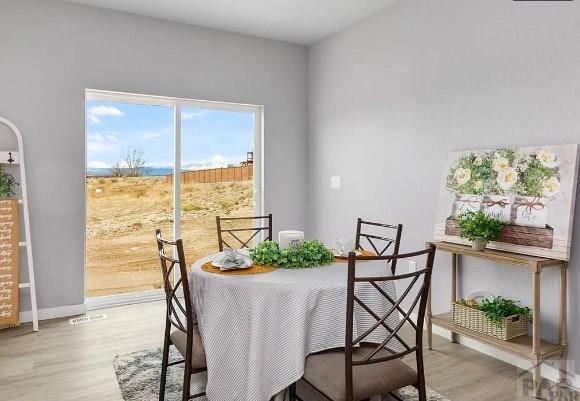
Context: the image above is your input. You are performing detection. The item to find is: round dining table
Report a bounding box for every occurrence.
[189,252,401,401]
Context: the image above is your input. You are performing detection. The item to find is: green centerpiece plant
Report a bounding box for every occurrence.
[250,240,334,269]
[457,210,506,251]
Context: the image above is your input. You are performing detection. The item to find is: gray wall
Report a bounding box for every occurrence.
[0,0,308,310]
[308,0,580,372]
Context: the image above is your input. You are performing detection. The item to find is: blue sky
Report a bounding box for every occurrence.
[86,100,254,169]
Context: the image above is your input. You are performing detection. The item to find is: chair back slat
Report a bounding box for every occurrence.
[155,229,196,333]
[352,274,420,346]
[344,246,436,399]
[216,213,272,251]
[355,218,402,273]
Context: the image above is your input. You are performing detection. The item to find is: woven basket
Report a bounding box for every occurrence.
[451,301,528,341]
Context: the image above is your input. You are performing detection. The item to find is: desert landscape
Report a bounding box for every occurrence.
[85,176,253,297]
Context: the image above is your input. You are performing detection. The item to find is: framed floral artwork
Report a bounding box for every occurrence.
[433,144,579,260]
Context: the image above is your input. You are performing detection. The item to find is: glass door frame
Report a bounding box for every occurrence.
[85,89,264,307]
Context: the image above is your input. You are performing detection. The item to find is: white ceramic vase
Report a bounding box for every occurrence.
[278,230,304,249]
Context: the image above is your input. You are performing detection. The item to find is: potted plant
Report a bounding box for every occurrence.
[0,166,17,198]
[457,210,505,250]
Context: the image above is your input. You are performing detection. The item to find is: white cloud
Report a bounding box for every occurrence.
[87,142,113,152]
[184,154,246,170]
[89,105,124,117]
[87,161,111,169]
[88,132,119,142]
[140,132,162,141]
[87,105,124,124]
[87,114,101,124]
[87,131,119,152]
[182,109,211,120]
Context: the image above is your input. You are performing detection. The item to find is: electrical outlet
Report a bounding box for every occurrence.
[330,176,341,189]
[408,260,417,273]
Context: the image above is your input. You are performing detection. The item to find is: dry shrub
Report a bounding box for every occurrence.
[134,188,147,198]
[183,203,208,212]
[218,199,236,213]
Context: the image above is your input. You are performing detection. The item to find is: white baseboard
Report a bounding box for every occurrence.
[19,303,87,323]
[432,324,580,389]
[86,289,164,311]
[18,289,165,323]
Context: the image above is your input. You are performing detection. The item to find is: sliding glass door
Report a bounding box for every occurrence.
[179,105,258,262]
[85,90,262,301]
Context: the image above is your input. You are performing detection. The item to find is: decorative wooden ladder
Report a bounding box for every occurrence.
[0,117,39,331]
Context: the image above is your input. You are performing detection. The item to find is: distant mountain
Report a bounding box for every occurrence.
[86,166,174,177]
[86,159,248,177]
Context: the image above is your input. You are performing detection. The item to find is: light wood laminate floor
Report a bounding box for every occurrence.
[0,301,565,401]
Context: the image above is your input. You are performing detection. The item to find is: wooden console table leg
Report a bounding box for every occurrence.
[451,253,458,343]
[559,263,568,385]
[532,265,542,399]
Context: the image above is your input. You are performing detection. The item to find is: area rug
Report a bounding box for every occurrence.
[113,348,449,401]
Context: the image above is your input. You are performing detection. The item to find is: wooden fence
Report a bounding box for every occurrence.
[166,165,253,184]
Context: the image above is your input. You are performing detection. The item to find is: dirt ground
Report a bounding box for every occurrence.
[85,176,253,297]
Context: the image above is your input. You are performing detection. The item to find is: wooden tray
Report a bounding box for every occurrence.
[333,249,376,262]
[201,261,276,275]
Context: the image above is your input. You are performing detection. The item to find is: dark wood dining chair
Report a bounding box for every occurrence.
[215,213,273,251]
[291,245,436,401]
[355,218,403,272]
[156,229,207,401]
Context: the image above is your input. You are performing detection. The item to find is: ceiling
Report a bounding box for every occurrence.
[65,0,398,45]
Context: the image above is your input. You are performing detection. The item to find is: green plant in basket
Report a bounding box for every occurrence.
[250,240,334,269]
[457,210,506,250]
[479,297,532,327]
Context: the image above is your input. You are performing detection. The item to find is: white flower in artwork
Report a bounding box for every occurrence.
[473,180,483,191]
[536,149,557,168]
[474,156,483,166]
[454,168,471,186]
[496,167,518,191]
[493,156,510,172]
[543,177,561,197]
[518,158,529,172]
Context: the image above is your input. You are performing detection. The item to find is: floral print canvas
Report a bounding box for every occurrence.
[433,144,579,260]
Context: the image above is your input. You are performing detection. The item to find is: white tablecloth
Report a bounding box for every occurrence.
[189,253,401,401]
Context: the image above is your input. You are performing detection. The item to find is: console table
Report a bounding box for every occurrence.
[426,241,568,399]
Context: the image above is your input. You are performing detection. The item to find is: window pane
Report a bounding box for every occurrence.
[179,107,256,264]
[85,100,174,297]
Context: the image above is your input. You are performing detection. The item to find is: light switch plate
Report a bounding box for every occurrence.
[330,176,341,189]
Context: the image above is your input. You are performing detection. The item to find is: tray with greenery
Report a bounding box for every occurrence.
[249,240,334,269]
